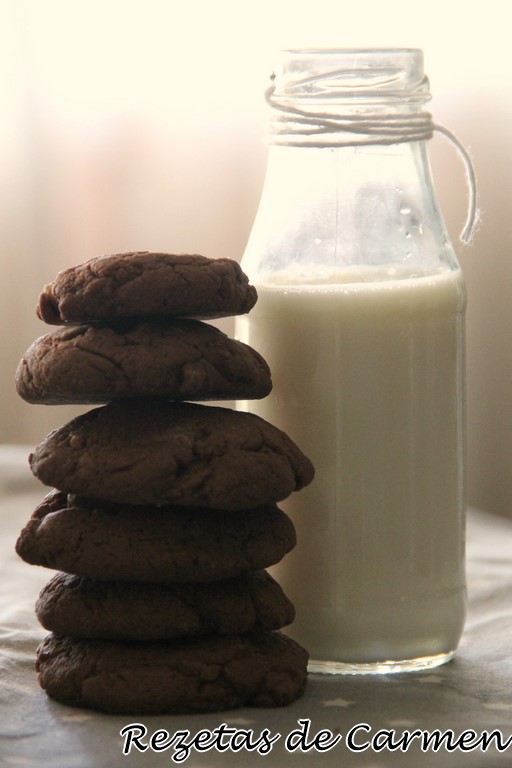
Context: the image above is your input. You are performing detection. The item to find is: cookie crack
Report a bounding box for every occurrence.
[73,342,132,385]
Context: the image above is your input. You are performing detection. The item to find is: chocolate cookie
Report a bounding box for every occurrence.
[16,490,296,582]
[36,632,308,713]
[29,401,315,509]
[15,319,272,404]
[36,252,257,324]
[35,570,295,640]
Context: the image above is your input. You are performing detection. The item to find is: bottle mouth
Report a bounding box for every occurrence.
[272,48,431,106]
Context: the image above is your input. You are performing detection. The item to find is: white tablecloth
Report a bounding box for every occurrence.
[1,450,511,767]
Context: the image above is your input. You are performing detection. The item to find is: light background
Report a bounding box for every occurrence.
[1,0,510,518]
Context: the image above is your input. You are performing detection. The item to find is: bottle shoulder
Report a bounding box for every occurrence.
[242,143,458,281]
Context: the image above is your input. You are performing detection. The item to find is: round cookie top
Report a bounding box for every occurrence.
[29,401,315,509]
[37,252,257,324]
[16,318,272,404]
[36,631,308,714]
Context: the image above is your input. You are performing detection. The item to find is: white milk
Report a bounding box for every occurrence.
[236,268,467,672]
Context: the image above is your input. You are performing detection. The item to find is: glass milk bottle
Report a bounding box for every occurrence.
[236,49,467,674]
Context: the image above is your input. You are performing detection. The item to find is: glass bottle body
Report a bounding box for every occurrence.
[236,52,466,674]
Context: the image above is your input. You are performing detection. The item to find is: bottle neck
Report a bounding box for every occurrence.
[266,85,433,149]
[267,48,433,149]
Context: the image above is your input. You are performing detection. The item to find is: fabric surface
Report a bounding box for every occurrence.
[1,448,511,767]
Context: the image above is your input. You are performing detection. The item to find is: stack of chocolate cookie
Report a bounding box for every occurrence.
[15,252,314,715]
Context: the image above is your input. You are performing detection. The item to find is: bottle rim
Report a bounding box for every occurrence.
[280,47,421,55]
[271,48,430,105]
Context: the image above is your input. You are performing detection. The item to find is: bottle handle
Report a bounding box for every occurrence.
[432,123,480,246]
